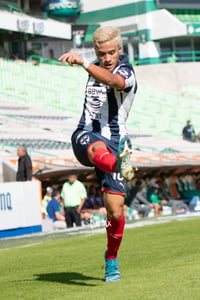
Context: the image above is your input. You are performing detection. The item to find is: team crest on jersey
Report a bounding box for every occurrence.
[80,134,90,145]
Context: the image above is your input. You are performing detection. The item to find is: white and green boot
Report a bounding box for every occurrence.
[117,136,134,181]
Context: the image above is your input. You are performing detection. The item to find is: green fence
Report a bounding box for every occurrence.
[131,50,200,65]
[30,51,200,67]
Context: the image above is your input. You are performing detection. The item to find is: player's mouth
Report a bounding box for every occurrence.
[104,63,113,71]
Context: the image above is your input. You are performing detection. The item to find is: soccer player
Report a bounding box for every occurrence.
[58,26,137,282]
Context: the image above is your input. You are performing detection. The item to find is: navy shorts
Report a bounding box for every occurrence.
[71,129,127,195]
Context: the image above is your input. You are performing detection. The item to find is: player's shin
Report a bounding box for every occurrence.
[106,215,125,259]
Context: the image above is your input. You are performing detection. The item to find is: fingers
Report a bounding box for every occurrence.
[58,52,71,65]
[58,51,82,66]
[57,53,66,61]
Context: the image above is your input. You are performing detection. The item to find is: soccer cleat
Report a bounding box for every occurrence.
[104,252,120,282]
[116,136,134,181]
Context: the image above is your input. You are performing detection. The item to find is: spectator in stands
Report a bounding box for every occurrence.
[61,170,87,228]
[84,185,97,209]
[129,180,153,218]
[150,183,165,216]
[81,185,107,223]
[16,145,32,181]
[46,190,66,229]
[157,177,188,214]
[49,49,54,59]
[0,45,6,59]
[182,120,196,142]
[95,186,106,208]
[84,185,105,209]
[196,132,200,142]
[10,52,19,60]
[41,187,53,219]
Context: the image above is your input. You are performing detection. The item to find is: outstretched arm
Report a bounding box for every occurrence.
[58,51,124,90]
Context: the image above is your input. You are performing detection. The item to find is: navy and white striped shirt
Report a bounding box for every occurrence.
[77,54,137,143]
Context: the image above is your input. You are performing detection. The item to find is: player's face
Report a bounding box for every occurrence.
[95,40,121,72]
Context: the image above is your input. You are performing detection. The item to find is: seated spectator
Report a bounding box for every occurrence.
[196,132,200,142]
[81,185,107,224]
[83,186,104,208]
[94,186,105,208]
[175,174,200,211]
[129,180,153,218]
[47,190,66,229]
[41,186,53,219]
[149,183,165,216]
[84,185,98,209]
[157,178,188,214]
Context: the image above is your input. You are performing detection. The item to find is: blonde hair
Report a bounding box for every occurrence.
[93,26,121,49]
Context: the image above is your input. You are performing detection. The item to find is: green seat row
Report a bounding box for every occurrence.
[0,60,199,138]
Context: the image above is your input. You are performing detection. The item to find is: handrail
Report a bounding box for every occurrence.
[0,113,39,127]
[0,3,23,13]
[133,50,200,65]
[1,144,59,157]
[29,55,66,66]
[29,50,200,67]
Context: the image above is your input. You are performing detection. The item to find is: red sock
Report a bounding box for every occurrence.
[92,147,117,173]
[106,215,125,260]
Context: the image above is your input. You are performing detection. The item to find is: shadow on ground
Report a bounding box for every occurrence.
[35,272,103,286]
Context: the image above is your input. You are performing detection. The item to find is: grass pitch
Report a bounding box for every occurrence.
[0,218,200,300]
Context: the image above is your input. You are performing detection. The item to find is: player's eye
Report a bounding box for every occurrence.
[97,49,116,57]
[109,50,116,55]
[98,52,105,57]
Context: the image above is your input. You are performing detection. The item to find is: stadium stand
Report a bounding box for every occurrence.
[0,138,71,150]
[0,58,200,183]
[0,59,200,138]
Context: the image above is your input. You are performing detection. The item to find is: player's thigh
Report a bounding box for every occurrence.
[71,130,107,167]
[71,129,118,167]
[96,168,127,195]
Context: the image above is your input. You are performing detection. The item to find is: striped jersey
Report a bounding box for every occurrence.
[77,54,137,142]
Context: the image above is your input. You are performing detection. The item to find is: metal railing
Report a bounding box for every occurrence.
[30,50,200,67]
[132,50,200,65]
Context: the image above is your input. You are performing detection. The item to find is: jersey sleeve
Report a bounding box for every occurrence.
[115,64,137,93]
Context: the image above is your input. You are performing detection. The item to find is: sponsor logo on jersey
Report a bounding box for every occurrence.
[86,86,107,98]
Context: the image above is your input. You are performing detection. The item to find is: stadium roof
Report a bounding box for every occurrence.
[0,9,71,39]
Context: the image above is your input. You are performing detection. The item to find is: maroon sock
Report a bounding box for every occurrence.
[92,147,117,173]
[106,215,125,260]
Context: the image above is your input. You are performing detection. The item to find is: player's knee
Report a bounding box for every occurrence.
[109,210,123,220]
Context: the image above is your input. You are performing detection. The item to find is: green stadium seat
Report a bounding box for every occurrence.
[0,59,199,138]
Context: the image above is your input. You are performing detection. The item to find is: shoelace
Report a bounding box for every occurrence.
[105,265,119,275]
